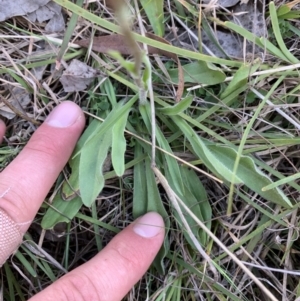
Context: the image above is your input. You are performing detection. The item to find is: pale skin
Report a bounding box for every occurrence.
[0,101,165,301]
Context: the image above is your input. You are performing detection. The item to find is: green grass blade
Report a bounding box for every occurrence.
[53,0,242,67]
[208,144,293,208]
[14,251,37,277]
[201,15,229,58]
[219,20,289,62]
[269,1,299,63]
[76,212,119,233]
[220,61,261,99]
[158,95,193,115]
[227,75,290,214]
[197,85,247,122]
[262,172,300,191]
[168,255,245,301]
[92,202,103,252]
[20,246,57,281]
[56,0,84,63]
[140,0,164,36]
[3,263,26,301]
[102,78,117,107]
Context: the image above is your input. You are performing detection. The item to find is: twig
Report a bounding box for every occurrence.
[188,62,300,91]
[153,167,219,280]
[250,87,300,131]
[0,96,40,125]
[171,186,279,301]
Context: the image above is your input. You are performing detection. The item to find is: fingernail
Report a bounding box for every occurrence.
[133,212,164,238]
[45,101,81,128]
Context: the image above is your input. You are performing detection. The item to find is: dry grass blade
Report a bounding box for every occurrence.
[76,33,184,102]
[108,0,143,78]
[3,1,300,300]
[56,0,85,68]
[153,166,218,279]
[172,193,280,301]
[75,34,138,55]
[0,96,40,125]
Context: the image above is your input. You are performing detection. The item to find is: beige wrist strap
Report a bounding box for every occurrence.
[0,208,23,267]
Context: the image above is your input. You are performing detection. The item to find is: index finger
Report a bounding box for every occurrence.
[0,119,5,143]
[0,101,85,265]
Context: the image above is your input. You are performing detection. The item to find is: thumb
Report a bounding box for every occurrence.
[29,212,165,301]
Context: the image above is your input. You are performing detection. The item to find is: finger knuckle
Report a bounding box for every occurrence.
[61,272,102,301]
[110,240,143,273]
[26,131,59,159]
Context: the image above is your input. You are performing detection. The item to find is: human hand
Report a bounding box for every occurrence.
[0,101,165,301]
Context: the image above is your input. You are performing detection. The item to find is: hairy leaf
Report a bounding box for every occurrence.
[41,194,82,229]
[168,61,225,85]
[79,131,112,207]
[145,158,170,273]
[158,95,193,115]
[111,107,130,176]
[208,145,293,208]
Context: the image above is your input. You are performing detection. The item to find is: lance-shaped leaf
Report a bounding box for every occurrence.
[79,131,112,207]
[145,158,170,273]
[133,143,148,219]
[82,95,138,148]
[41,194,83,229]
[158,95,193,116]
[208,144,293,208]
[174,116,242,184]
[140,103,184,194]
[62,118,101,201]
[111,107,130,176]
[220,60,261,99]
[173,116,292,208]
